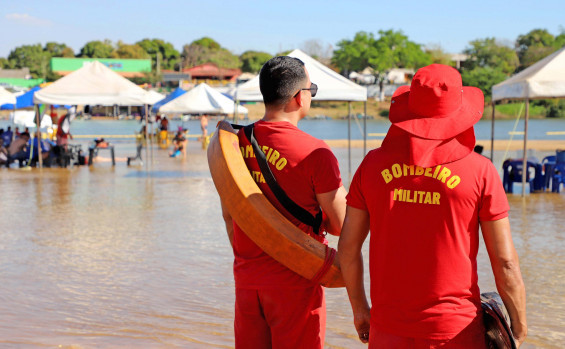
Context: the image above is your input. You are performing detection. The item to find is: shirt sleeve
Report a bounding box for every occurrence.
[346,159,368,211]
[479,160,510,221]
[310,145,343,194]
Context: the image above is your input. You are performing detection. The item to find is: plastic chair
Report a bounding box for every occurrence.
[127,144,143,166]
[542,155,556,190]
[502,159,543,193]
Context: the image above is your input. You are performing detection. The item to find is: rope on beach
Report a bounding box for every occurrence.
[503,103,525,161]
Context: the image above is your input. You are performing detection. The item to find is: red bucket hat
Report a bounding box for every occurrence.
[389,64,484,140]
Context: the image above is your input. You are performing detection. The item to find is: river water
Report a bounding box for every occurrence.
[0,119,564,348]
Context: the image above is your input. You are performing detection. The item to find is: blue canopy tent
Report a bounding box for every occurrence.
[1,86,40,110]
[0,86,71,110]
[151,88,186,113]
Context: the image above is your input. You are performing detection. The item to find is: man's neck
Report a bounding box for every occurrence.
[262,107,302,127]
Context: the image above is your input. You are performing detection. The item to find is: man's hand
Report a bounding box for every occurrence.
[353,307,371,343]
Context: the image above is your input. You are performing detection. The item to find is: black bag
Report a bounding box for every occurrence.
[481,292,517,349]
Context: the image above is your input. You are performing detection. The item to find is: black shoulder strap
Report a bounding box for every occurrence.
[239,123,323,235]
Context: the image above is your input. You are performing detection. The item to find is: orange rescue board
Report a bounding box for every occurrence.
[207,121,344,288]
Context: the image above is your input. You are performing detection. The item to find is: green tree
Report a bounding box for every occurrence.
[516,29,557,69]
[8,44,51,79]
[555,30,565,49]
[425,45,454,66]
[79,40,114,58]
[370,30,431,72]
[461,66,507,97]
[44,42,74,57]
[111,41,149,59]
[332,31,376,76]
[463,38,519,75]
[0,57,14,69]
[136,38,180,71]
[275,49,293,56]
[239,51,272,73]
[181,37,240,69]
[191,37,221,50]
[333,30,430,76]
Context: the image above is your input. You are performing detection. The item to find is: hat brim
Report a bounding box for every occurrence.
[389,86,484,140]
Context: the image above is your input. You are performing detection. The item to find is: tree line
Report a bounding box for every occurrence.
[0,37,275,83]
[1,28,564,102]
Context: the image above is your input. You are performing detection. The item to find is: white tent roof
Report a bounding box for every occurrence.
[145,90,166,105]
[159,83,248,114]
[235,49,367,102]
[493,46,565,101]
[33,61,153,106]
[0,86,17,105]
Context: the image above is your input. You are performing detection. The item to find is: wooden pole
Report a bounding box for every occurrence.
[144,104,149,170]
[522,98,532,196]
[521,99,529,196]
[348,101,352,184]
[35,104,43,168]
[490,101,495,162]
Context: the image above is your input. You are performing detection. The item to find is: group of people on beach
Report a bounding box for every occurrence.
[217,57,527,348]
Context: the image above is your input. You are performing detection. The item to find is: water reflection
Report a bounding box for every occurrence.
[0,143,563,348]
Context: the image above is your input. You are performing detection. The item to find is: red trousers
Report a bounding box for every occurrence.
[369,317,487,349]
[234,286,325,349]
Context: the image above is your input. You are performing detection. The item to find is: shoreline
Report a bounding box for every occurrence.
[325,139,565,151]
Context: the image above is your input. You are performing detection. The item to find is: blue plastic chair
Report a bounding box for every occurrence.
[551,150,565,193]
[542,155,556,190]
[502,159,543,193]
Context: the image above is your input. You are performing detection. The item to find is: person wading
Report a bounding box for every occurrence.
[220,56,347,348]
[338,64,527,348]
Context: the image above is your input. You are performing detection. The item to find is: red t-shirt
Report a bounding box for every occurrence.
[347,150,509,340]
[233,120,342,289]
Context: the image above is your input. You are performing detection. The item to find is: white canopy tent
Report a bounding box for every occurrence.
[0,86,17,105]
[33,61,156,168]
[491,46,565,195]
[145,90,166,105]
[33,61,154,106]
[159,83,248,115]
[235,49,367,102]
[235,49,368,180]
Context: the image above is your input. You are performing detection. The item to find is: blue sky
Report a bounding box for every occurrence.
[1,0,563,58]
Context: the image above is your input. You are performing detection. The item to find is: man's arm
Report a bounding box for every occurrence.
[316,185,347,236]
[220,200,234,247]
[481,217,527,347]
[337,206,371,343]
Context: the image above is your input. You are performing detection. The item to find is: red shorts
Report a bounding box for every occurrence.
[369,317,487,349]
[234,286,325,349]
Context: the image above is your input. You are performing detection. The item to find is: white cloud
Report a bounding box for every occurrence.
[5,13,52,26]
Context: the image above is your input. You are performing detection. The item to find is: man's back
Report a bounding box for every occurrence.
[233,120,342,289]
[348,149,508,338]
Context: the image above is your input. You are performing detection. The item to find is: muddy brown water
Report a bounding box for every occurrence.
[0,141,563,348]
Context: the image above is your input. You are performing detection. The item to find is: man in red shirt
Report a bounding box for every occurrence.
[220,56,347,348]
[338,64,527,348]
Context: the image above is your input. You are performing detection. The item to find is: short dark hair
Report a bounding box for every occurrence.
[259,56,307,106]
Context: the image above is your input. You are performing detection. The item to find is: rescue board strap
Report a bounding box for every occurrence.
[233,123,323,235]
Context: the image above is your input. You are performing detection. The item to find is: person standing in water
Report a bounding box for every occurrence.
[338,64,527,348]
[220,56,347,348]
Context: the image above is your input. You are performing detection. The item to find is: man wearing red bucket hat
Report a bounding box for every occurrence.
[338,64,527,348]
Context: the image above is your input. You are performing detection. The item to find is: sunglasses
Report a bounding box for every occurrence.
[293,82,318,98]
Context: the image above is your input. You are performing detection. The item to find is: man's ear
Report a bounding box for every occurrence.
[295,91,304,108]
